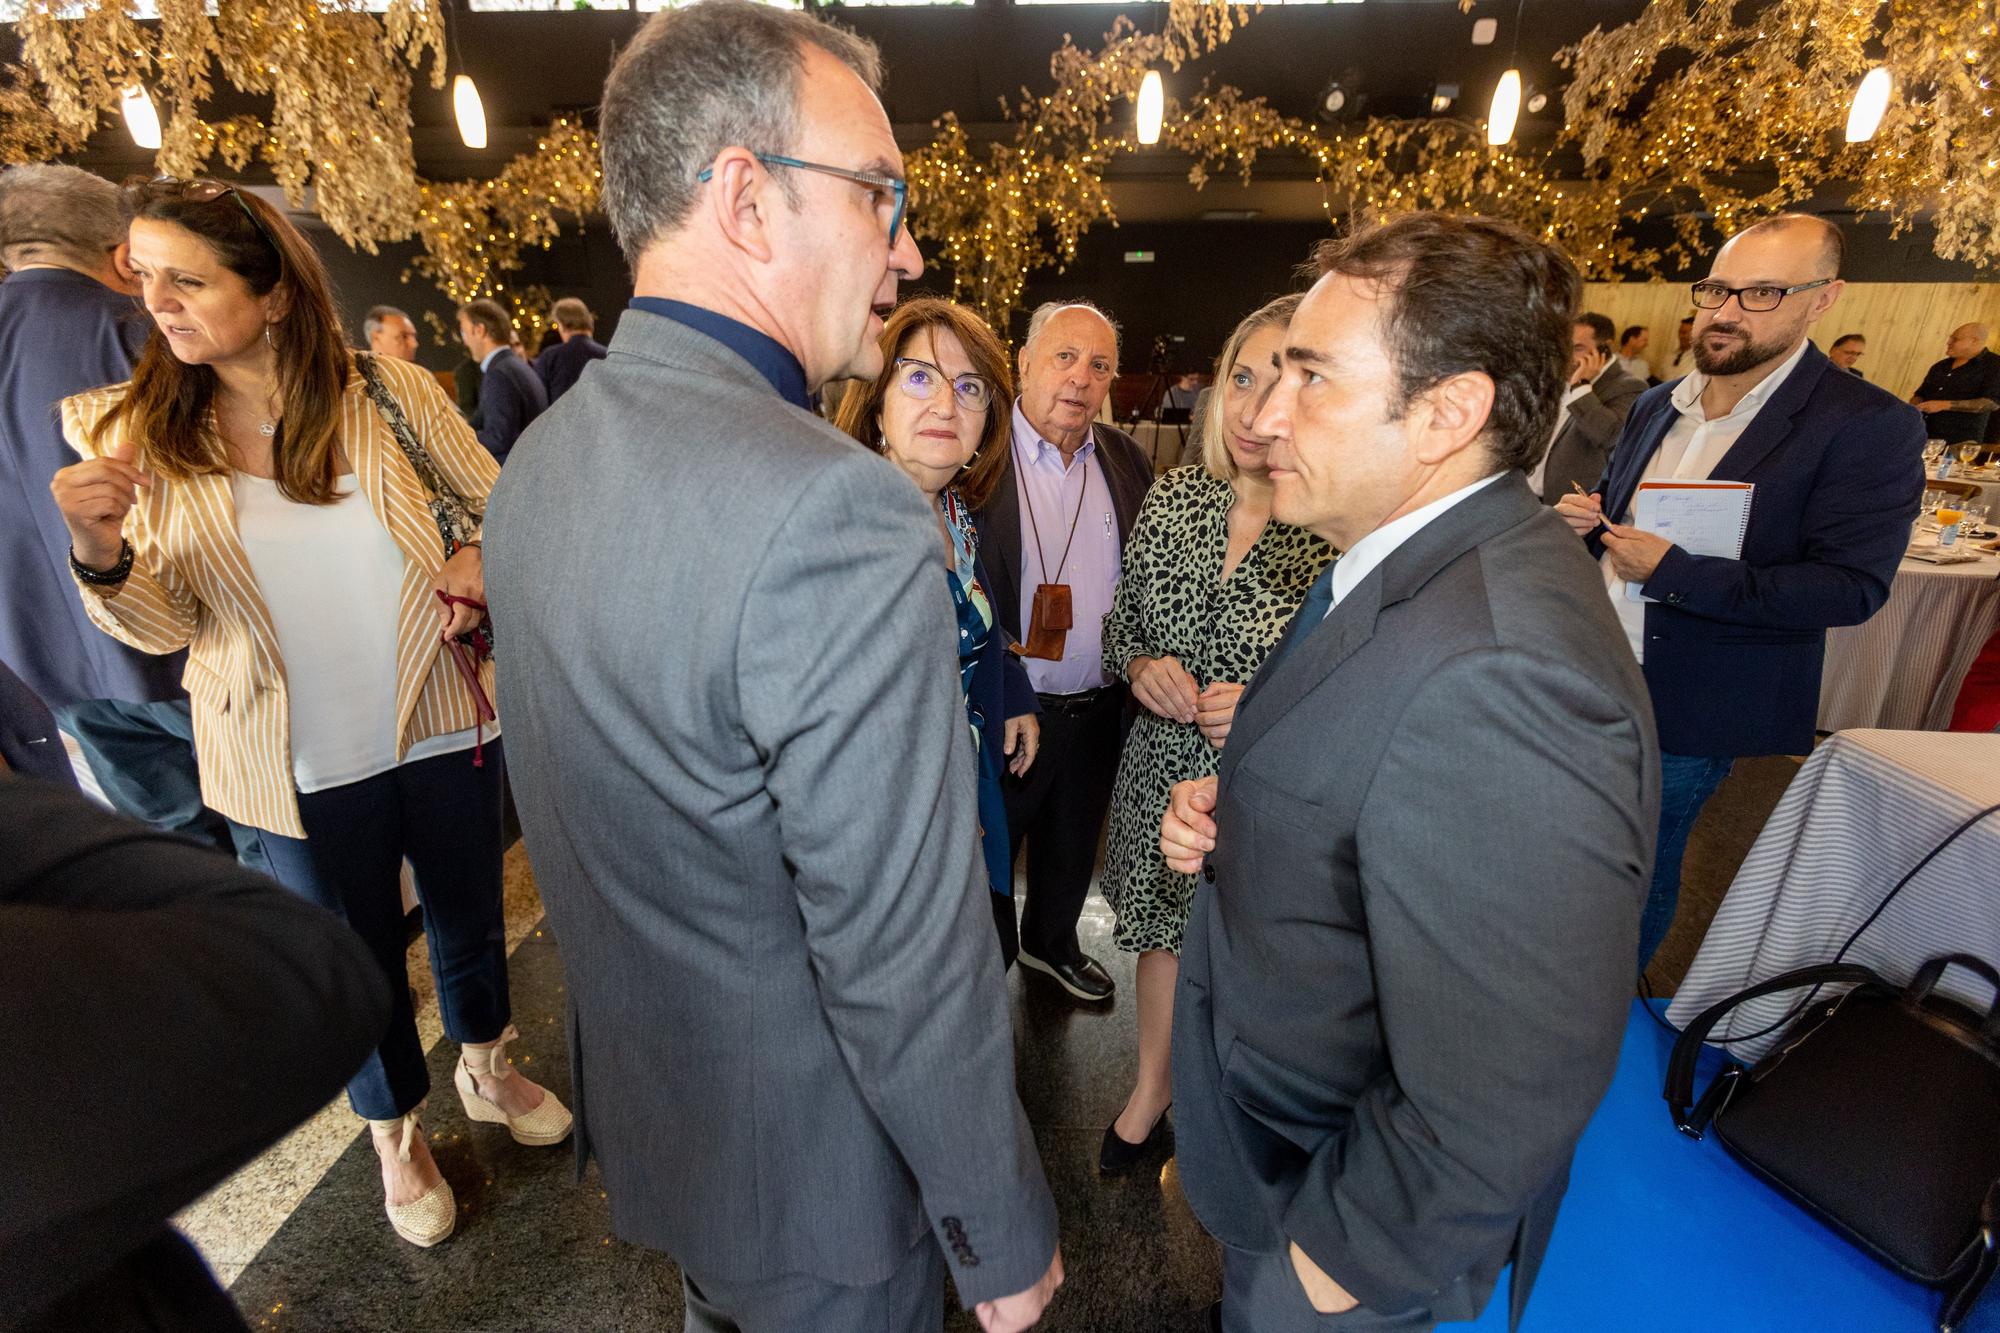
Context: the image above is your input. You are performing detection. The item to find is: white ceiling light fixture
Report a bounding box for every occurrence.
[121,85,162,151]
[1136,69,1164,146]
[1845,65,1892,143]
[453,73,488,150]
[1487,68,1522,145]
[1471,17,1497,46]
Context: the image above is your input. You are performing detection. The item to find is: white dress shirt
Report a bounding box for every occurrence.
[1617,353,1653,383]
[1328,472,1507,613]
[1602,337,1811,661]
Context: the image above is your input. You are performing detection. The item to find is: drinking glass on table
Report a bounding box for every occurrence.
[1924,440,1948,473]
[1958,442,1984,471]
[1965,501,1991,538]
[1938,507,1966,547]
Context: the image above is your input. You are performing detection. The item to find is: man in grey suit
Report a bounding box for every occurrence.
[1531,311,1647,503]
[1161,213,1659,1331]
[483,4,1061,1331]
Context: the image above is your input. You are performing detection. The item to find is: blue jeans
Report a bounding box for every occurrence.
[255,741,510,1120]
[53,696,268,873]
[1639,752,1736,968]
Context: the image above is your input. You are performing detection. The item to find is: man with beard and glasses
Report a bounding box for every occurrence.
[1557,213,1925,969]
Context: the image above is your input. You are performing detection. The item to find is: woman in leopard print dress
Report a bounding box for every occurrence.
[1096,294,1334,1172]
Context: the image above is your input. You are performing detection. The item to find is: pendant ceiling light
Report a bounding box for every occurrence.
[1486,68,1522,146]
[1136,69,1164,146]
[121,85,162,151]
[1845,65,1892,143]
[454,73,488,150]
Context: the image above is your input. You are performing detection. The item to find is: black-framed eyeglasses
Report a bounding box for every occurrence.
[138,176,280,256]
[893,356,992,411]
[697,153,908,245]
[1689,278,1831,312]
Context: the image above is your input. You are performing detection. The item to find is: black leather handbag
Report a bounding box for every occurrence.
[1667,954,2000,1332]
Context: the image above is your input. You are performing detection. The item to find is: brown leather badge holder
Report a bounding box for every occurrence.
[1012,582,1073,660]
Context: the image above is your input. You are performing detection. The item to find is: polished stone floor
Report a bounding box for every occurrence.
[201,754,1807,1331]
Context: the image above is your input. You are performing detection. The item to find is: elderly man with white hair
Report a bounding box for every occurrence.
[0,163,261,869]
[973,299,1154,1002]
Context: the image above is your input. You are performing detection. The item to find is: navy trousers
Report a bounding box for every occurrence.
[1637,751,1735,969]
[53,697,267,872]
[255,741,511,1121]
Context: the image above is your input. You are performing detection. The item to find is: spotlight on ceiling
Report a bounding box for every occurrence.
[121,85,162,151]
[1845,65,1892,143]
[1471,17,1498,46]
[1136,69,1164,146]
[1430,83,1459,115]
[453,73,488,151]
[1487,68,1522,146]
[1525,89,1549,115]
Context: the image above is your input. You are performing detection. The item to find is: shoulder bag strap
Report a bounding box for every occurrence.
[353,354,481,551]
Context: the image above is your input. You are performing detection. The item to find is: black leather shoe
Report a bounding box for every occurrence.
[1207,1300,1223,1333]
[1098,1105,1173,1175]
[1018,948,1115,1002]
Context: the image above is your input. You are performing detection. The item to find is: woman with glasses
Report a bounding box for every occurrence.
[835,297,1041,958]
[1096,293,1333,1175]
[48,178,568,1249]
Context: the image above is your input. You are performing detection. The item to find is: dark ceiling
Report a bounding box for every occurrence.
[29,0,1653,222]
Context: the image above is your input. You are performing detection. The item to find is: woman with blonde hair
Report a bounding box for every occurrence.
[1096,292,1334,1174]
[49,178,567,1249]
[836,296,1041,960]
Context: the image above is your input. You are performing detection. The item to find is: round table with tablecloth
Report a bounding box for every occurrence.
[1818,546,2000,732]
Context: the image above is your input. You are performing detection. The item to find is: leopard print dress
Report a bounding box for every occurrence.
[1100,466,1334,954]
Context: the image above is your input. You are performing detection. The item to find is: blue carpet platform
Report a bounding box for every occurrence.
[1456,1001,1998,1332]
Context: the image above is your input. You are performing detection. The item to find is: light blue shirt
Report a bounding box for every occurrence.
[479,345,508,373]
[1009,401,1122,695]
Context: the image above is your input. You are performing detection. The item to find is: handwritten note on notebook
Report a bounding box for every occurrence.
[1624,480,1754,602]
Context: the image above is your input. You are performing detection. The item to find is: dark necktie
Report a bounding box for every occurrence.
[1268,563,1337,673]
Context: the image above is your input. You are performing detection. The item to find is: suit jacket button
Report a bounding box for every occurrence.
[1202,864,1216,884]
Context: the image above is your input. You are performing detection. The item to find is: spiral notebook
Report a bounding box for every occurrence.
[1624,480,1754,602]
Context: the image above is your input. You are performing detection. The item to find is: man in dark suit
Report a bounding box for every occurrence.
[1162,212,1658,1332]
[1560,214,1923,967]
[484,4,1061,1330]
[532,296,608,405]
[456,298,547,465]
[1827,331,1866,378]
[0,164,257,865]
[1531,310,1647,502]
[973,299,1153,1000]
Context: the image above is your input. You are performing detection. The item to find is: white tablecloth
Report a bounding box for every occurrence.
[1818,550,2000,731]
[1668,729,2000,1061]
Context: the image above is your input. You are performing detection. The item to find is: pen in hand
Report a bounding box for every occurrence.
[1569,480,1610,536]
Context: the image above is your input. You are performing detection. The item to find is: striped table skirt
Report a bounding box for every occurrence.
[1667,728,2000,1062]
[1818,553,2000,732]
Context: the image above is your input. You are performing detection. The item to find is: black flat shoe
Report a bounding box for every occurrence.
[1019,948,1116,1002]
[1098,1105,1173,1175]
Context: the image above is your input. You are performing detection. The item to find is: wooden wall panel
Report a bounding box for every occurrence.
[1579,282,2000,404]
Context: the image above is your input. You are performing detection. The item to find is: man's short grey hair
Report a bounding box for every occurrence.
[363,305,411,342]
[550,296,594,332]
[0,164,126,271]
[1022,300,1122,359]
[599,0,882,267]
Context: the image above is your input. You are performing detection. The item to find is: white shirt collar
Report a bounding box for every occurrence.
[1668,337,1810,423]
[1330,471,1507,610]
[480,346,508,373]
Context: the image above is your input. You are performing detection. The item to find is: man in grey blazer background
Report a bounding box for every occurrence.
[1161,213,1659,1331]
[1530,311,1647,503]
[482,3,1061,1330]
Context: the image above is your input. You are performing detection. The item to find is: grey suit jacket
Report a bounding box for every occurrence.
[483,309,1057,1301]
[1539,363,1647,503]
[1172,473,1659,1327]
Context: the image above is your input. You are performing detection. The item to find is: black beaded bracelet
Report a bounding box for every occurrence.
[70,539,134,586]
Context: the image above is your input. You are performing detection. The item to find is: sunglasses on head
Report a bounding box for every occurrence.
[136,175,280,256]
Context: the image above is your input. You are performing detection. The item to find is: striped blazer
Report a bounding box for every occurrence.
[60,354,500,837]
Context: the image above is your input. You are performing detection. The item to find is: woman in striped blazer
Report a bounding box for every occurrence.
[49,178,567,1250]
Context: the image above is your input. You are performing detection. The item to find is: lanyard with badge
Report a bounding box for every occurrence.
[1012,460,1089,660]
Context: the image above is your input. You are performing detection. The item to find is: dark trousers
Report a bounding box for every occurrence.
[52,697,267,873]
[255,741,511,1121]
[1001,686,1124,964]
[681,1230,944,1333]
[1638,751,1736,968]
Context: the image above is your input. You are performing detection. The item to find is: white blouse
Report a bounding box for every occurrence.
[231,473,488,793]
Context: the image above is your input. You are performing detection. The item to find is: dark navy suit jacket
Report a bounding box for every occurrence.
[474,351,548,466]
[0,268,185,710]
[1589,341,1924,757]
[533,334,607,406]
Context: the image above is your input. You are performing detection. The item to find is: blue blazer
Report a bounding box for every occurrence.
[474,351,549,466]
[533,334,607,406]
[966,549,1039,783]
[1588,342,1924,756]
[0,268,185,710]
